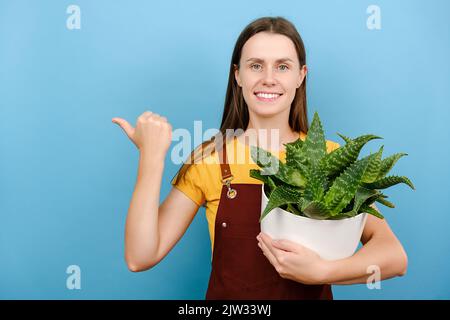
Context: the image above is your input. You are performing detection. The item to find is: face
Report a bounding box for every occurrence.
[234,32,307,118]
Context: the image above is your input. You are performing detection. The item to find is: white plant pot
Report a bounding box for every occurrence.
[260,184,368,261]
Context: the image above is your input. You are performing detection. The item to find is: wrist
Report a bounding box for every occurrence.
[139,149,166,163]
[318,260,336,285]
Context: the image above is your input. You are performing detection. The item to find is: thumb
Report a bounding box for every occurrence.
[112,117,135,139]
[272,239,301,253]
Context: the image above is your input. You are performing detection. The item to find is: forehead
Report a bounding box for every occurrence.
[241,32,298,61]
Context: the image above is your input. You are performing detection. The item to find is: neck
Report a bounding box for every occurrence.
[240,115,299,153]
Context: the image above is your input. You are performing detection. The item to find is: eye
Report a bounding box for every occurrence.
[250,63,262,71]
[278,64,289,71]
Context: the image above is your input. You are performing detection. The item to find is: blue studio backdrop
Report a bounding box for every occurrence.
[1,0,449,299]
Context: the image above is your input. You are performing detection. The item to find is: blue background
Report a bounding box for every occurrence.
[1,0,449,299]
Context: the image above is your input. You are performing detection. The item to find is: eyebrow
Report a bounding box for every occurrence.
[245,57,295,64]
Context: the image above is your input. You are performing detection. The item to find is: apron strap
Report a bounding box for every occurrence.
[219,135,233,182]
[218,135,237,199]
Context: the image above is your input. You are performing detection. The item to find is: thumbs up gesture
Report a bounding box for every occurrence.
[112,111,172,157]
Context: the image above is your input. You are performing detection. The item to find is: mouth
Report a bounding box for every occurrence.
[254,91,283,102]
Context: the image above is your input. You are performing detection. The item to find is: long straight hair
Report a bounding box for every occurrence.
[172,16,309,190]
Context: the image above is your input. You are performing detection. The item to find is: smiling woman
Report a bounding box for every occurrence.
[113,16,407,301]
[235,33,307,113]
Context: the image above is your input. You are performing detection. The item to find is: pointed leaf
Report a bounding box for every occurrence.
[377,152,408,179]
[249,169,269,184]
[260,185,302,221]
[339,187,380,217]
[286,203,303,216]
[303,112,327,166]
[361,204,384,219]
[284,137,304,150]
[319,134,382,177]
[303,164,327,202]
[364,175,415,190]
[375,197,396,208]
[323,157,371,215]
[275,163,307,188]
[362,145,384,183]
[337,132,352,144]
[301,200,332,220]
[250,145,280,175]
[286,144,309,168]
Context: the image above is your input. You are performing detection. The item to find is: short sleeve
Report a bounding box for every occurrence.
[326,140,340,153]
[171,164,206,207]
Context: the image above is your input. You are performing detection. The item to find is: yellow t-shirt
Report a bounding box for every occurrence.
[170,132,340,254]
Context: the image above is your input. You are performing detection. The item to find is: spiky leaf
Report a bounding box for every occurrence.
[364,175,415,190]
[286,143,309,168]
[250,145,280,175]
[361,146,384,183]
[249,169,269,184]
[337,132,352,144]
[266,176,277,192]
[361,203,384,219]
[377,152,408,179]
[303,112,327,166]
[301,200,332,220]
[286,203,303,216]
[323,157,371,215]
[303,164,327,202]
[319,134,382,177]
[260,185,302,221]
[284,137,304,150]
[375,196,396,208]
[276,164,307,188]
[338,186,380,217]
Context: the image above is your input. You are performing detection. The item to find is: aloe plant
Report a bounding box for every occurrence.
[250,112,415,221]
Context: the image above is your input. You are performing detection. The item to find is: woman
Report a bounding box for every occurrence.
[112,16,408,299]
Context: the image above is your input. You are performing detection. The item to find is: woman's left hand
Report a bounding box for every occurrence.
[257,232,330,285]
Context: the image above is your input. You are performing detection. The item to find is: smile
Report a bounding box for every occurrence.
[254,91,283,102]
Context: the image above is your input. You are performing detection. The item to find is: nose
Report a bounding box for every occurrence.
[262,67,276,86]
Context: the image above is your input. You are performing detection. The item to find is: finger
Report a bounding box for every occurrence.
[149,112,162,118]
[272,238,301,253]
[146,113,164,121]
[258,232,281,260]
[112,117,135,138]
[141,111,153,117]
[139,111,155,120]
[258,239,279,268]
[151,114,168,123]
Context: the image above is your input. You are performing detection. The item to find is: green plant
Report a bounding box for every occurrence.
[250,112,415,222]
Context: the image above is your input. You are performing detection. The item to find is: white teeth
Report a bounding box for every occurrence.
[256,92,280,99]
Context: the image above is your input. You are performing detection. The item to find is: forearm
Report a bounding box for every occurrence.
[323,236,408,285]
[125,151,165,270]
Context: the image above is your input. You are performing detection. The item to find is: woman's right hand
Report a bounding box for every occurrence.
[112,111,173,157]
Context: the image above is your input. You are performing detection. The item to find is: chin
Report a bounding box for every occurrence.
[248,104,288,118]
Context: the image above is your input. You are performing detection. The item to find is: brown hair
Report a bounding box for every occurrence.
[171,16,309,195]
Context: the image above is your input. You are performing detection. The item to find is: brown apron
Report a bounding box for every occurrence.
[205,137,333,300]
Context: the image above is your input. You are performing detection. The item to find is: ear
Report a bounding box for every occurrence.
[234,64,241,87]
[297,65,308,88]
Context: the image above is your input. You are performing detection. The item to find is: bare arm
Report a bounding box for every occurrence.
[125,152,200,271]
[124,151,160,271]
[113,111,201,272]
[323,205,408,285]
